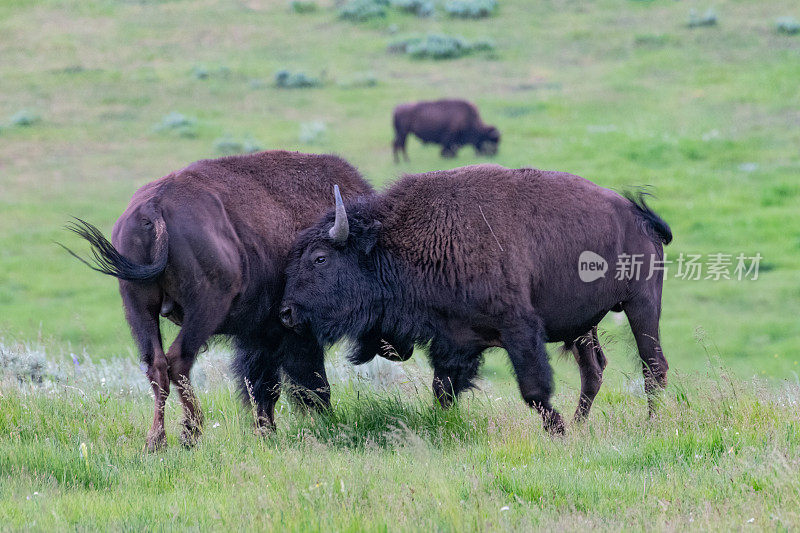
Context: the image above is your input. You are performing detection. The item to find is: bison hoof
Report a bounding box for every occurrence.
[144,430,167,453]
[254,416,277,437]
[254,423,276,438]
[180,423,202,448]
[543,411,566,436]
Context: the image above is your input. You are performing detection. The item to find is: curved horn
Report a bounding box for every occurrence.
[328,184,349,242]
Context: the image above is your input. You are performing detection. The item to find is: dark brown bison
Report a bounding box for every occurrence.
[392,99,500,162]
[280,164,672,434]
[64,150,411,451]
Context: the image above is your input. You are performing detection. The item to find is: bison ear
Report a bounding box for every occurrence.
[360,220,382,255]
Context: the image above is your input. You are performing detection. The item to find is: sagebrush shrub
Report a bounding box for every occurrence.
[274,69,323,88]
[290,0,317,13]
[9,109,40,126]
[191,65,231,80]
[340,71,379,88]
[213,135,262,155]
[688,8,717,28]
[389,34,494,59]
[154,112,198,138]
[338,0,387,21]
[0,345,47,384]
[191,65,210,79]
[444,0,497,18]
[775,16,799,35]
[390,0,435,17]
[299,121,327,144]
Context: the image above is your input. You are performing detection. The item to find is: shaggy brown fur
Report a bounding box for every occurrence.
[281,164,671,434]
[65,150,394,451]
[392,99,500,162]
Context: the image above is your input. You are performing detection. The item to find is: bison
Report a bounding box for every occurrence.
[280,164,672,434]
[64,150,411,451]
[392,99,500,162]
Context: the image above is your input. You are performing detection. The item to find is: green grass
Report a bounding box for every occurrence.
[2,0,799,381]
[1,352,799,530]
[1,1,800,527]
[2,0,799,379]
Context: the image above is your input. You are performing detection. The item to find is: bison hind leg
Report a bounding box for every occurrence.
[119,281,170,452]
[392,134,409,163]
[571,327,606,422]
[622,295,668,418]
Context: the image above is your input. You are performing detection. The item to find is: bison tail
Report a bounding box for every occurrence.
[623,190,673,246]
[60,217,169,282]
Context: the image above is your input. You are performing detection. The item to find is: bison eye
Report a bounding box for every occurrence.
[314,255,327,265]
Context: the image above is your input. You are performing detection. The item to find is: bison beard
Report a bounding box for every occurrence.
[281,164,672,434]
[63,150,411,451]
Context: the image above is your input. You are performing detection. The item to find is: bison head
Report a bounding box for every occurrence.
[280,185,383,346]
[476,126,501,156]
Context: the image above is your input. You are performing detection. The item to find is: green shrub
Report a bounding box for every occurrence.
[9,109,40,126]
[241,136,263,154]
[299,121,327,144]
[290,0,317,13]
[389,34,494,59]
[191,64,231,80]
[191,65,210,79]
[154,112,198,138]
[634,33,671,47]
[775,16,800,35]
[338,0,387,21]
[0,344,47,384]
[688,9,717,28]
[444,0,496,18]
[389,0,435,17]
[274,69,323,88]
[340,71,379,88]
[213,135,263,156]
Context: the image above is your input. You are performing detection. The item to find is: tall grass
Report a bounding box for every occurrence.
[1,343,799,530]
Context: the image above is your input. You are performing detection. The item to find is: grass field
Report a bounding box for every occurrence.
[2,348,799,530]
[1,0,800,529]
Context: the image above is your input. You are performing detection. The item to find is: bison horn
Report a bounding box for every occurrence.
[329,184,349,242]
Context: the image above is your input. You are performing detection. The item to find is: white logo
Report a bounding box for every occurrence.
[578,251,608,282]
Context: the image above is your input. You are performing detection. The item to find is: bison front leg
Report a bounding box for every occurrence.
[502,316,565,435]
[348,328,414,365]
[232,333,284,434]
[379,335,414,362]
[430,344,482,409]
[439,132,460,158]
[440,144,458,158]
[279,331,331,414]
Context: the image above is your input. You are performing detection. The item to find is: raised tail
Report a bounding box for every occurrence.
[623,190,673,246]
[60,217,168,282]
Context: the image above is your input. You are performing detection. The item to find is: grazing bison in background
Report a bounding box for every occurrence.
[280,165,672,434]
[392,99,500,162]
[64,150,411,451]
